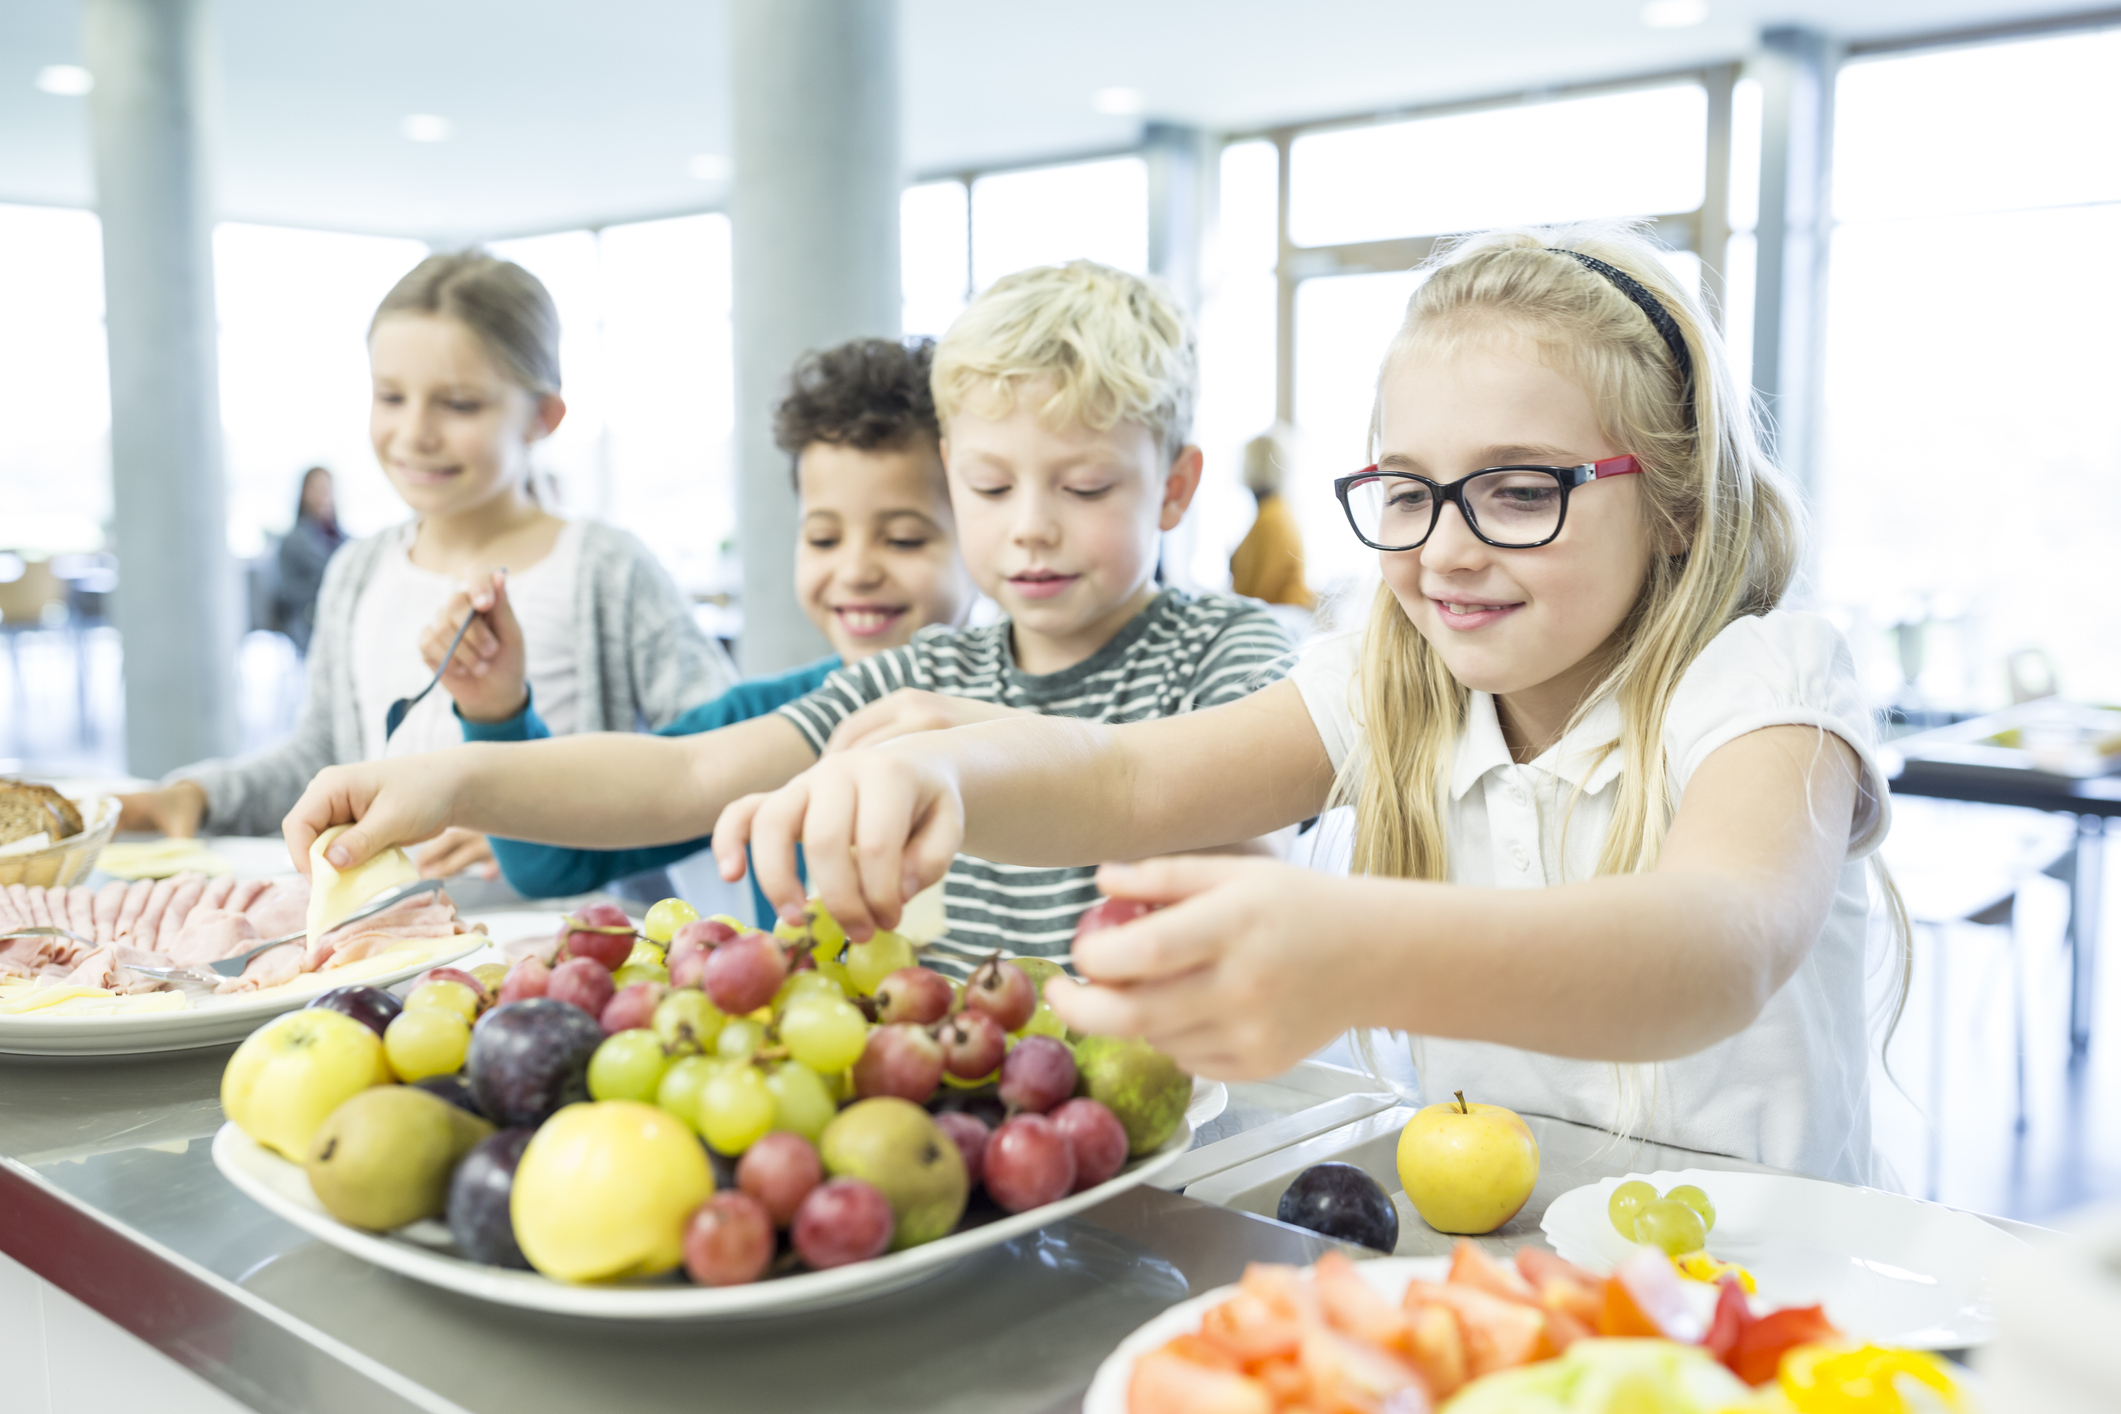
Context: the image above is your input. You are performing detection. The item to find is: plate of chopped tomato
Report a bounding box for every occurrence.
[1088,1242,1974,1413]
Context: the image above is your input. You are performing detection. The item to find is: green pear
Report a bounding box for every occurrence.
[306,1085,492,1231]
[819,1098,967,1250]
[1073,1036,1190,1156]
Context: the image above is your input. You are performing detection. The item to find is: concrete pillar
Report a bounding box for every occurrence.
[729,0,901,675]
[1143,122,1213,314]
[1749,26,1838,508]
[1143,122,1214,587]
[83,0,238,776]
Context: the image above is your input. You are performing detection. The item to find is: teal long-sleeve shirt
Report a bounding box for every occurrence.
[458,657,837,927]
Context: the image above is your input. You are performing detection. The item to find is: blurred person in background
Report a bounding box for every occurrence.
[1228,424,1315,610]
[274,465,344,654]
[117,252,737,875]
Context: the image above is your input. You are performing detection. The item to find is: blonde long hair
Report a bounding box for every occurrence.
[1337,223,1912,1102]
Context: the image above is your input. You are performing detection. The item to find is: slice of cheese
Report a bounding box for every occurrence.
[897,880,947,944]
[306,824,420,945]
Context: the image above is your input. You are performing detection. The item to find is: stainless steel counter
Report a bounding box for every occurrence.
[0,1043,1372,1414]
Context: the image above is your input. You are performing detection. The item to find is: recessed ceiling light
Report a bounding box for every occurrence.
[34,65,94,97]
[688,153,732,181]
[1091,86,1143,116]
[399,114,451,143]
[1641,0,1708,27]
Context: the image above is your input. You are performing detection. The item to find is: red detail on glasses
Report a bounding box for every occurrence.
[1590,454,1640,479]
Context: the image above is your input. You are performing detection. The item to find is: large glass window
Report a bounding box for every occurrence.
[1292,270,1426,589]
[493,216,736,595]
[1290,84,1708,248]
[0,204,109,553]
[215,223,430,554]
[1185,140,1282,590]
[970,156,1148,290]
[902,179,970,339]
[1819,28,2121,704]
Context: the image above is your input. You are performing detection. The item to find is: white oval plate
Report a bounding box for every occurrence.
[213,1107,1196,1321]
[1083,1255,1449,1414]
[1541,1169,2025,1348]
[0,909,560,1056]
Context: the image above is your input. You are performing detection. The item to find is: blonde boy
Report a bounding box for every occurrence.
[287,261,1291,959]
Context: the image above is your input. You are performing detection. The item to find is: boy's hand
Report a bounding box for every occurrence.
[283,757,462,875]
[420,570,527,724]
[712,746,965,941]
[116,780,208,838]
[824,691,1031,754]
[1046,856,1384,1081]
[415,827,500,880]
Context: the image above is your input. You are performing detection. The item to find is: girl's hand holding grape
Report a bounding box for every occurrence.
[1048,855,1403,1081]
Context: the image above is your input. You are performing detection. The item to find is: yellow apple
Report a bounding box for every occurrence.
[1395,1090,1539,1235]
[221,1009,390,1159]
[510,1101,713,1282]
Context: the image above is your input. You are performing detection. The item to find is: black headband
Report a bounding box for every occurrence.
[1544,248,1695,422]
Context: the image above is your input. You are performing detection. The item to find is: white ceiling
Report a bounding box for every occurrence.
[0,0,2091,242]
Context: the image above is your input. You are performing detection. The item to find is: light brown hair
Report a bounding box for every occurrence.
[370,251,561,396]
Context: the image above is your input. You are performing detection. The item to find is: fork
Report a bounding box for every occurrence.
[385,605,481,742]
[4,877,451,982]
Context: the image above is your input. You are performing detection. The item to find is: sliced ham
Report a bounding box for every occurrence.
[92,880,127,942]
[306,893,469,970]
[163,908,261,967]
[130,875,186,947]
[0,890,22,931]
[240,879,308,942]
[227,877,274,915]
[197,874,239,913]
[213,942,305,993]
[154,876,208,951]
[28,888,55,930]
[112,878,154,941]
[68,885,98,939]
[61,944,176,994]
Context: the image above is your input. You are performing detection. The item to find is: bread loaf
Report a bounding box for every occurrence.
[0,780,84,849]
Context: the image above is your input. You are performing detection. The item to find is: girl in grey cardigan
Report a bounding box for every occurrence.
[117,252,735,849]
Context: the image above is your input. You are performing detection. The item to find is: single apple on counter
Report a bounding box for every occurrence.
[1396,1090,1540,1235]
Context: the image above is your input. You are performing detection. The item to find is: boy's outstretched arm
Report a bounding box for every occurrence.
[715,680,1334,937]
[285,713,818,873]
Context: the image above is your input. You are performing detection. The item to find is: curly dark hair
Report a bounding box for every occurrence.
[771,337,940,485]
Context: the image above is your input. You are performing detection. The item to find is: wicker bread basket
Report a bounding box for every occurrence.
[0,796,118,888]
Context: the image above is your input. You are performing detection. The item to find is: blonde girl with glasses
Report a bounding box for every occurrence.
[713,223,1908,1183]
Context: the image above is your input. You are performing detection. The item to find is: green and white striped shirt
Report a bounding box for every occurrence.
[777,589,1294,968]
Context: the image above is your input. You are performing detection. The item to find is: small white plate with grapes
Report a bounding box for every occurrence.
[1541,1169,2026,1348]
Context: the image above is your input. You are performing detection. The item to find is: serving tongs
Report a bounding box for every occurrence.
[3,877,449,983]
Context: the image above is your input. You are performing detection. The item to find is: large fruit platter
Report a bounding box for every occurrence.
[213,891,1201,1318]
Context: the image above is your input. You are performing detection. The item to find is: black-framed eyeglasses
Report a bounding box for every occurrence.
[1332,455,1642,551]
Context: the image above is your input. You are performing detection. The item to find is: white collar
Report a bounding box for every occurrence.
[1450,691,1627,800]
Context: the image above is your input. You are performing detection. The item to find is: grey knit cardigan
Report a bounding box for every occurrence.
[175,521,739,837]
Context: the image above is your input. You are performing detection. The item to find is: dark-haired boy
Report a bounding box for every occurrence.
[425,337,975,913]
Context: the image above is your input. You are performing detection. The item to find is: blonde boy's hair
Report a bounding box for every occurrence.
[933,260,1197,459]
[1337,221,1912,1108]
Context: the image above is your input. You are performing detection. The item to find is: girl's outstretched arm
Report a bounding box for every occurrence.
[714,680,1334,936]
[1051,723,1863,1077]
[284,713,818,873]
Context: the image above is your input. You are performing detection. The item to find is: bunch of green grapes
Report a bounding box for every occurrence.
[1607,1180,1718,1256]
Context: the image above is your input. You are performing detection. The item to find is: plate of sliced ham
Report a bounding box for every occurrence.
[0,873,534,1054]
